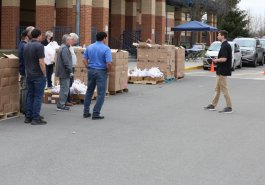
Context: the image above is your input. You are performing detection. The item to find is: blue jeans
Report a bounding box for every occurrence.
[83,68,107,116]
[46,64,54,88]
[26,76,46,120]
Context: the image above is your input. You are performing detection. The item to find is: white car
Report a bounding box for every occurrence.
[203,41,242,71]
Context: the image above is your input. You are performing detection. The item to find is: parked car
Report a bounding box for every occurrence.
[203,41,242,71]
[258,38,265,60]
[233,38,264,67]
[185,43,205,57]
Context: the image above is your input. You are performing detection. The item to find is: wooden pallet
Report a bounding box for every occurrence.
[0,111,20,121]
[129,79,164,85]
[109,88,129,95]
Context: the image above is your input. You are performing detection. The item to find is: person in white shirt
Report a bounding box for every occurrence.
[66,33,79,106]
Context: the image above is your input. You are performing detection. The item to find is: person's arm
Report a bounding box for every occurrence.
[105,48,112,74]
[213,57,227,63]
[39,58,46,77]
[213,45,229,63]
[83,48,89,67]
[61,47,72,74]
[107,63,112,74]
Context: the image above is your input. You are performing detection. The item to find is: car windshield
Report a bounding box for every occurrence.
[208,42,221,51]
[192,44,203,49]
[234,39,256,48]
[260,40,265,48]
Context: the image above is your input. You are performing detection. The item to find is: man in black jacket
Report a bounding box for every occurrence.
[204,30,233,113]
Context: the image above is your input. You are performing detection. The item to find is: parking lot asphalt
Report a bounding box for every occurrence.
[1,65,265,185]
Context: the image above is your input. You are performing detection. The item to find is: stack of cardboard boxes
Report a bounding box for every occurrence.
[72,47,87,83]
[175,46,185,79]
[109,50,129,92]
[137,44,176,79]
[0,55,20,116]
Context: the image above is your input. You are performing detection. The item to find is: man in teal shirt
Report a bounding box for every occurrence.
[83,32,112,120]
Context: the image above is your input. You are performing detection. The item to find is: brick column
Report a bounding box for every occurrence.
[92,0,109,32]
[73,0,92,46]
[125,0,137,32]
[173,8,181,45]
[92,0,109,44]
[36,0,55,37]
[56,0,73,27]
[110,0,125,46]
[155,0,165,45]
[141,0,156,43]
[206,12,214,46]
[1,0,20,49]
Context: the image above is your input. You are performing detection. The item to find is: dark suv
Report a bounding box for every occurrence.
[233,38,264,67]
[259,38,265,61]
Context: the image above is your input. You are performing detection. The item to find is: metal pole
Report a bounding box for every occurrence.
[76,0,80,46]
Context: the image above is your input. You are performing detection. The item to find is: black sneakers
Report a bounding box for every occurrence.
[204,104,216,111]
[31,119,47,125]
[219,107,233,114]
[83,113,91,118]
[57,106,70,111]
[92,116,104,120]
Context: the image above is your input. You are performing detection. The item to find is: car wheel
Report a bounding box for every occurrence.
[260,57,264,66]
[253,57,258,67]
[231,61,236,71]
[238,59,242,69]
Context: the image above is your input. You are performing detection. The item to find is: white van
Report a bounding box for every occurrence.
[203,41,242,71]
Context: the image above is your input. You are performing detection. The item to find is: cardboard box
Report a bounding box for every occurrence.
[4,104,12,113]
[9,76,19,85]
[3,68,18,78]
[175,47,185,78]
[0,58,9,69]
[1,78,9,87]
[1,95,10,105]
[43,92,52,104]
[51,94,59,104]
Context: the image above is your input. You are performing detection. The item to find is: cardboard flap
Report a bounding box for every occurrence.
[2,53,18,59]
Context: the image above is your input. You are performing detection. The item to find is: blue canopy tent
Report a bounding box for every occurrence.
[171,20,219,47]
[171,20,218,32]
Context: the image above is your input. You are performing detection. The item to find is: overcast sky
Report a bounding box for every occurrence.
[238,0,265,17]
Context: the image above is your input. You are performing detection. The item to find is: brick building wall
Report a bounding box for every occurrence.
[80,0,92,46]
[1,0,20,49]
[125,0,137,32]
[110,0,125,47]
[155,0,166,44]
[141,0,156,42]
[36,0,55,38]
[56,0,72,27]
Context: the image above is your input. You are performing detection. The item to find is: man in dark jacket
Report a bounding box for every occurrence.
[18,29,29,115]
[55,34,73,111]
[204,30,233,113]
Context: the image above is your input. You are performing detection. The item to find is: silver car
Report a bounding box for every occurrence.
[233,38,264,67]
[203,41,242,71]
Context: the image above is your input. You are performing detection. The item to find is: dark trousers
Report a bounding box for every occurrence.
[57,78,70,108]
[83,68,107,116]
[26,76,46,120]
[67,67,75,102]
[20,76,27,114]
[46,64,54,88]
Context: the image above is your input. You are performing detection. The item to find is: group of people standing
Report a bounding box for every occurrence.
[19,26,112,125]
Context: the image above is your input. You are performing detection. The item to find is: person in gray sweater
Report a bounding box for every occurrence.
[55,34,73,110]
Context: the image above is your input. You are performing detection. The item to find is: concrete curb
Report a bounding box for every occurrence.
[185,65,203,71]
